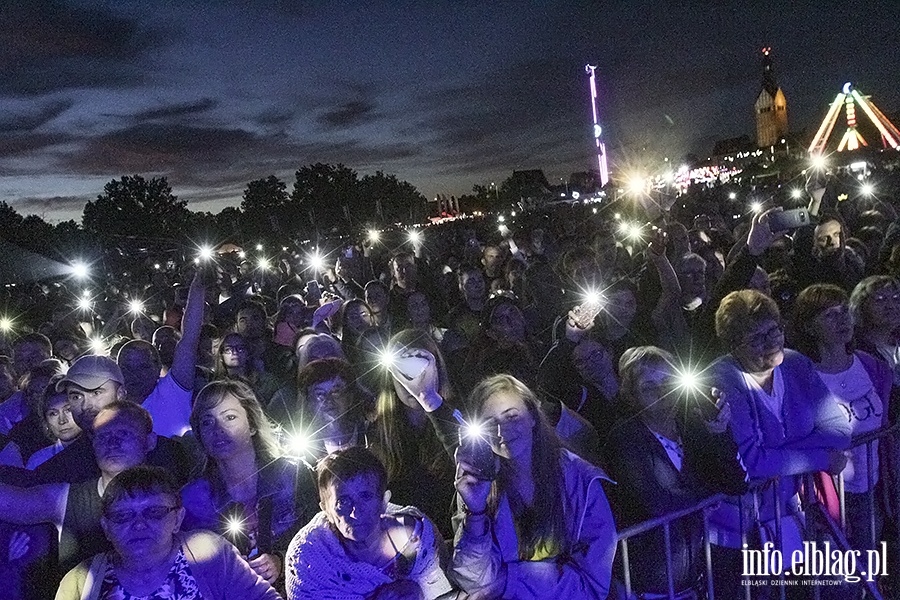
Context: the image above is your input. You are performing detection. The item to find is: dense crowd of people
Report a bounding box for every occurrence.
[1,176,900,599]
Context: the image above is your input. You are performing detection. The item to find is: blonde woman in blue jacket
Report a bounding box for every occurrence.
[451,374,616,599]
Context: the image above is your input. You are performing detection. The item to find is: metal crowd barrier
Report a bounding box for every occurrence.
[615,424,898,600]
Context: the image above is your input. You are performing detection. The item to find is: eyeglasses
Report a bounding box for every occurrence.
[741,323,785,350]
[104,505,179,525]
[222,346,248,355]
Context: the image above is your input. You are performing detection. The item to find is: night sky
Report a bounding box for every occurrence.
[2,0,899,223]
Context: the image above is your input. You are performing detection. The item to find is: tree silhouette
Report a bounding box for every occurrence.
[357,171,427,224]
[291,163,359,232]
[83,175,189,240]
[240,175,293,241]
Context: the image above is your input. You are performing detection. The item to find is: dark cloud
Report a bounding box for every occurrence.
[318,100,377,129]
[130,99,218,121]
[255,106,299,127]
[63,122,420,191]
[12,195,86,219]
[65,123,270,177]
[0,0,165,95]
[0,100,74,133]
[0,132,74,160]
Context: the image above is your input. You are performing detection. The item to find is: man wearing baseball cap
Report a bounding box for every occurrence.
[32,355,192,486]
[55,355,126,433]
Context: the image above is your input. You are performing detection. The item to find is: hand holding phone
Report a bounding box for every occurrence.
[305,280,321,303]
[767,208,809,232]
[571,294,603,329]
[456,423,499,481]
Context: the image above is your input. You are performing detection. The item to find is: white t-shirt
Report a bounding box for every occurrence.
[142,372,193,437]
[817,355,882,493]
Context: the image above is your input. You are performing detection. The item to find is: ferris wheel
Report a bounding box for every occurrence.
[808,82,900,155]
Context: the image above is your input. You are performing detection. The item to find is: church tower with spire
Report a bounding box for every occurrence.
[754,47,788,147]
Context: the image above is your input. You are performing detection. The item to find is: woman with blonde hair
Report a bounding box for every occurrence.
[451,374,617,599]
[181,379,318,591]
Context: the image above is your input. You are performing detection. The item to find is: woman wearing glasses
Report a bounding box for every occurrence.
[215,332,281,406]
[708,289,851,594]
[181,380,318,591]
[57,465,280,599]
[288,357,371,459]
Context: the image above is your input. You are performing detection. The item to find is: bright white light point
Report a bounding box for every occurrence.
[308,253,324,271]
[90,337,105,353]
[408,230,422,244]
[238,251,246,259]
[71,262,89,279]
[198,246,213,260]
[78,297,92,310]
[379,347,398,368]
[677,369,700,392]
[790,189,802,199]
[627,175,646,195]
[510,211,516,217]
[255,243,263,251]
[258,257,270,271]
[811,154,827,170]
[226,518,243,535]
[289,432,310,456]
[128,300,144,314]
[153,263,160,270]
[0,317,12,332]
[585,290,602,306]
[613,212,621,220]
[751,202,763,214]
[861,183,875,196]
[592,208,598,214]
[498,215,505,223]
[464,420,486,440]
[367,229,380,242]
[621,222,642,240]
[82,289,91,297]
[729,192,737,200]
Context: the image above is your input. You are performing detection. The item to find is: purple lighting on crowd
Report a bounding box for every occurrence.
[585,64,609,188]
